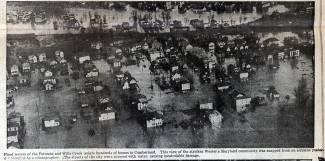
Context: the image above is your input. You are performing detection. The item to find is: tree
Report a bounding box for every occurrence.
[71,71,80,89]
[294,77,309,108]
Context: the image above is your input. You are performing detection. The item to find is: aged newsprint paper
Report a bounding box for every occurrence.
[0,0,324,160]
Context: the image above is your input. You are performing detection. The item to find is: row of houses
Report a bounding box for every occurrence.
[11,51,66,77]
[7,112,26,149]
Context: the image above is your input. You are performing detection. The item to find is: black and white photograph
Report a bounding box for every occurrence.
[6,1,315,149]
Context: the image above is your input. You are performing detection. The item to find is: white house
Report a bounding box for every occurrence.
[267,54,274,65]
[146,118,163,128]
[208,42,215,53]
[91,42,103,50]
[113,61,121,68]
[209,110,223,129]
[85,70,99,78]
[122,81,130,90]
[98,107,115,121]
[216,83,230,91]
[199,102,213,110]
[171,73,181,81]
[59,59,67,64]
[116,48,122,56]
[39,53,47,62]
[28,55,38,63]
[142,43,149,51]
[79,56,91,64]
[230,90,251,113]
[98,97,110,104]
[11,65,19,76]
[171,66,179,72]
[7,131,18,144]
[44,70,53,78]
[278,52,285,60]
[22,62,30,73]
[150,51,162,62]
[181,82,191,91]
[239,72,249,82]
[50,60,58,66]
[44,83,54,91]
[55,50,64,58]
[43,117,60,128]
[289,49,300,57]
[137,100,147,111]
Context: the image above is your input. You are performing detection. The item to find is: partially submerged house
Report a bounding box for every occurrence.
[28,55,38,64]
[10,65,19,77]
[144,111,164,128]
[22,62,31,73]
[209,110,223,129]
[79,56,91,64]
[39,53,47,62]
[42,116,60,128]
[98,106,116,121]
[229,90,251,113]
[199,102,213,110]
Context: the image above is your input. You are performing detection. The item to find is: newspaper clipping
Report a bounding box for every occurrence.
[2,0,324,161]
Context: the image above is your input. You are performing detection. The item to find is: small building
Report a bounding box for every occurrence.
[7,131,19,145]
[22,62,30,73]
[146,112,163,128]
[112,60,121,68]
[59,59,67,64]
[93,85,104,92]
[11,65,19,76]
[44,82,54,91]
[181,82,191,92]
[122,80,130,90]
[229,90,251,113]
[18,78,31,87]
[42,116,60,128]
[171,73,181,81]
[44,70,53,78]
[278,52,285,60]
[147,118,163,128]
[267,54,274,65]
[98,97,111,104]
[55,50,64,59]
[85,68,99,78]
[115,48,123,57]
[289,49,300,58]
[239,72,249,82]
[199,102,213,110]
[150,51,162,62]
[6,95,15,108]
[39,53,47,62]
[28,55,38,63]
[216,82,230,91]
[208,42,215,53]
[268,89,280,101]
[209,110,223,129]
[137,98,148,111]
[142,43,149,51]
[129,78,138,91]
[50,60,58,66]
[91,41,103,50]
[79,56,91,64]
[98,107,116,121]
[43,78,56,91]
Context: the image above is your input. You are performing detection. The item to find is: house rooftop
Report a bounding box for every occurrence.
[229,90,249,100]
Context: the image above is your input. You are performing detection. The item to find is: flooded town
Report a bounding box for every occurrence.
[6,1,315,149]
